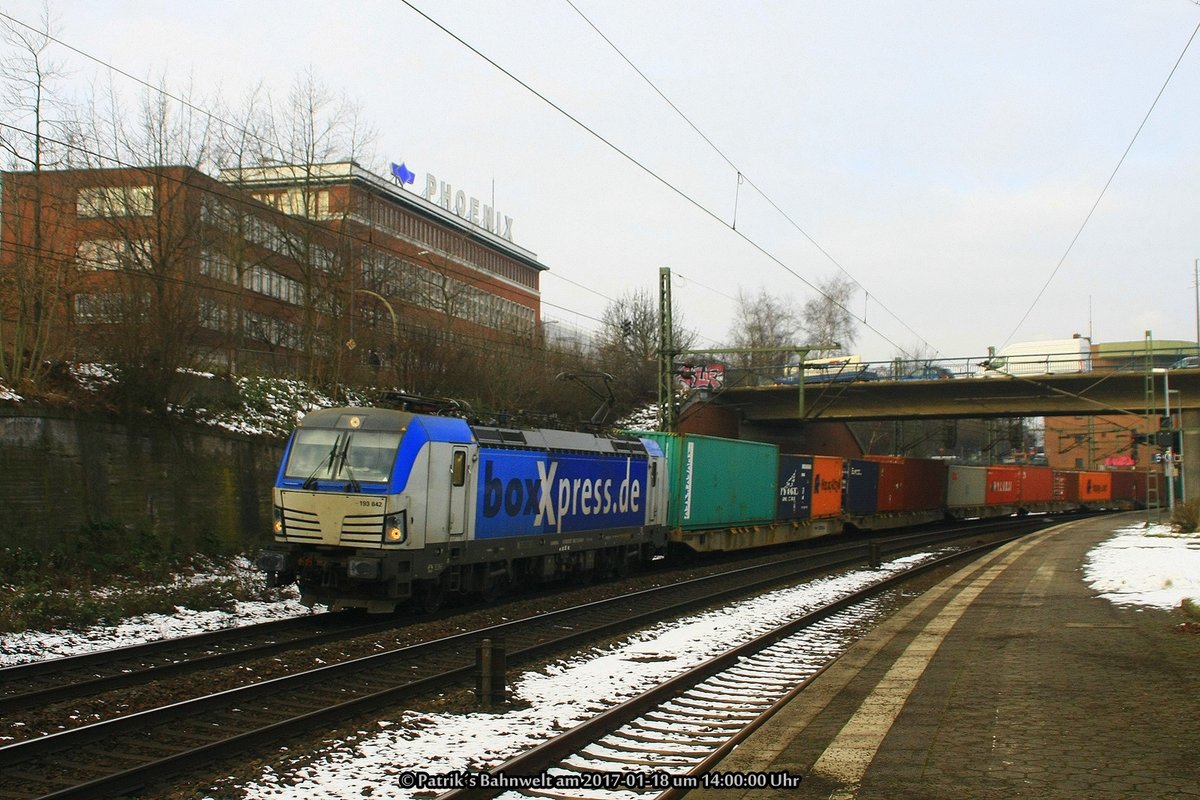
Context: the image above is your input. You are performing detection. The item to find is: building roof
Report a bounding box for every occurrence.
[219,161,548,274]
[1094,339,1196,355]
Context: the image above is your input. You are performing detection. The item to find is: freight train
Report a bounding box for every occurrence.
[257,407,1153,612]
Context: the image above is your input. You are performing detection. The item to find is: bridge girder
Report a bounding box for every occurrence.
[716,370,1200,423]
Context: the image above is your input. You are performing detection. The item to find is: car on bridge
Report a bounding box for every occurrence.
[898,366,955,381]
[774,355,879,385]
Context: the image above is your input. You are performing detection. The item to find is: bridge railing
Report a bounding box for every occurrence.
[703,346,1200,390]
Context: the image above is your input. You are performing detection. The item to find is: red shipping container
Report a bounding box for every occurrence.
[1019,466,1054,504]
[865,456,948,512]
[985,465,1022,505]
[811,456,844,518]
[1109,471,1147,505]
[1053,470,1080,501]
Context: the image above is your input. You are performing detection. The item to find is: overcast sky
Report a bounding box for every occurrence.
[4,0,1200,363]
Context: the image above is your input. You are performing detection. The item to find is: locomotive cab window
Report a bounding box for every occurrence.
[451,450,467,486]
[285,429,401,483]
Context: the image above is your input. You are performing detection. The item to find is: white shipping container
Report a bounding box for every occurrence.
[946,465,988,508]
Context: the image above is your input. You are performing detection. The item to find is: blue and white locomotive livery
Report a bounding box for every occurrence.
[258,407,668,612]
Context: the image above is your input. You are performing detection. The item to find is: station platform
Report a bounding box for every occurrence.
[688,513,1199,800]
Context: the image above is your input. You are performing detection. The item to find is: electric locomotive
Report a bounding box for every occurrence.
[257,407,669,612]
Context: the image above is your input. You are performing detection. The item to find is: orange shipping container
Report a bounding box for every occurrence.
[811,456,844,518]
[1079,470,1111,502]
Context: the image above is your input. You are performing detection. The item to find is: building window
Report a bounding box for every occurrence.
[360,247,535,336]
[77,185,155,217]
[244,308,303,350]
[251,189,332,220]
[74,293,139,322]
[245,265,304,306]
[199,297,233,331]
[76,238,151,271]
[200,249,237,283]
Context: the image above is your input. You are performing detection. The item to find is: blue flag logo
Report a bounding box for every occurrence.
[390,162,416,185]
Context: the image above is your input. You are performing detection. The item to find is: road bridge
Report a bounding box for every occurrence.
[719,370,1200,422]
[696,368,1200,507]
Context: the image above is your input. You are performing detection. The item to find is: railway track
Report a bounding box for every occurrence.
[436,536,1018,800]
[0,610,402,716]
[0,519,1048,799]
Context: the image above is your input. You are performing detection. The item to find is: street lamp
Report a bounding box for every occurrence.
[355,289,399,386]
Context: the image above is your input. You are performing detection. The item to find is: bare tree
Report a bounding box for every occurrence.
[729,285,799,373]
[0,5,72,391]
[800,274,859,355]
[596,287,694,416]
[252,68,378,387]
[70,75,221,410]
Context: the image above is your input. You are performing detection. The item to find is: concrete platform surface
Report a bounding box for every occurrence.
[688,513,1199,800]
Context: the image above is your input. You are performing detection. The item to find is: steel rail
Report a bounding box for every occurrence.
[0,612,406,716]
[437,535,1019,800]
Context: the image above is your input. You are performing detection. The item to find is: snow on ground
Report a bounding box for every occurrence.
[3,517,1188,796]
[1083,522,1200,610]
[0,379,21,402]
[0,579,320,668]
[219,552,936,800]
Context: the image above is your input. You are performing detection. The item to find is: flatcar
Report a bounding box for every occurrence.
[259,407,1153,612]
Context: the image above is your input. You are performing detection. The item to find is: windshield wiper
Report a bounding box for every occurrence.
[337,434,362,493]
[303,436,342,490]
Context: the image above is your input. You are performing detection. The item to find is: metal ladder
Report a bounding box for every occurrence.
[1144,333,1162,520]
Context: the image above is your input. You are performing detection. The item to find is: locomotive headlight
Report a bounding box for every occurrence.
[272,506,285,536]
[384,511,406,543]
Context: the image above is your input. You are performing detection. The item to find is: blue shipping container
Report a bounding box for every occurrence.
[777,455,813,520]
[844,458,880,516]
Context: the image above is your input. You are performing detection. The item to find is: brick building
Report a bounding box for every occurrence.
[221,162,546,384]
[1,161,547,391]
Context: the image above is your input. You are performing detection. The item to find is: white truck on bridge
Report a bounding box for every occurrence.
[978,336,1092,377]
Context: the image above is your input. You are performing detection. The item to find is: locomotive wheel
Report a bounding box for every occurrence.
[414,580,445,613]
[480,575,507,603]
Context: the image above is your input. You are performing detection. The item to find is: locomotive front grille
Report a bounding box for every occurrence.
[281,507,323,542]
[340,512,386,547]
[279,490,387,546]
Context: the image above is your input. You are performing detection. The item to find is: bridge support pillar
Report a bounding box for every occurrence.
[1182,408,1200,507]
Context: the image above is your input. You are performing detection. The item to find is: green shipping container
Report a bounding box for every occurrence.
[633,432,779,530]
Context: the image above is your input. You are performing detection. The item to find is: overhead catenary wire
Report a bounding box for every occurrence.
[1001,15,1200,349]
[561,0,936,356]
[0,8,720,352]
[395,0,912,358]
